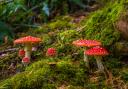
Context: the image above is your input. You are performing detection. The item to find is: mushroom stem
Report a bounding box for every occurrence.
[83,48,89,68]
[95,56,104,72]
[84,54,89,68]
[24,43,32,59]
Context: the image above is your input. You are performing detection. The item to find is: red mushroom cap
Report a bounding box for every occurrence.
[14,36,41,44]
[84,46,109,56]
[19,49,25,57]
[22,57,30,63]
[46,48,57,57]
[73,39,101,47]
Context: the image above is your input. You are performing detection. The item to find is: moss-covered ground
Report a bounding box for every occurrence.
[0,0,128,89]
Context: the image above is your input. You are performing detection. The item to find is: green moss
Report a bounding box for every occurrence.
[0,72,28,89]
[41,84,56,89]
[67,85,84,89]
[0,59,88,89]
[42,34,53,45]
[11,72,28,89]
[58,30,81,44]
[0,65,53,89]
[26,68,52,89]
[81,1,125,46]
[121,68,128,82]
[25,60,49,71]
[57,44,73,54]
[105,57,122,69]
[48,16,75,30]
[34,26,50,34]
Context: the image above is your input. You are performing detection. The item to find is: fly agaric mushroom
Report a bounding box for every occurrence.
[46,48,57,57]
[18,49,25,57]
[85,46,109,72]
[73,40,101,47]
[14,36,41,60]
[73,39,101,68]
[22,57,30,64]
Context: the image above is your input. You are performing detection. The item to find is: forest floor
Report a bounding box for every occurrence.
[0,2,128,89]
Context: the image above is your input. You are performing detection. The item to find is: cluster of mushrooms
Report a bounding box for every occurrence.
[14,36,109,72]
[73,39,109,73]
[14,36,41,64]
[14,36,57,65]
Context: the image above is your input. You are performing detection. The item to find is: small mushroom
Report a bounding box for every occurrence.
[73,39,101,68]
[46,48,57,57]
[85,46,109,72]
[18,49,25,57]
[22,57,30,65]
[14,36,41,60]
